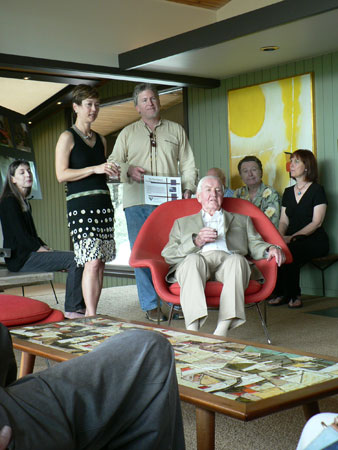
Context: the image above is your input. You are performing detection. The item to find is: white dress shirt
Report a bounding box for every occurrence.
[201,210,231,254]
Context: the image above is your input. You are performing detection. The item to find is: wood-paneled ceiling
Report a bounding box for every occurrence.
[92,89,183,136]
[166,0,231,10]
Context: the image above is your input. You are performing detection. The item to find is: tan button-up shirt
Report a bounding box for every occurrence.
[109,119,197,208]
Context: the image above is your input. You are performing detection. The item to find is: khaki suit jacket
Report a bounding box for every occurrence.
[161,210,271,282]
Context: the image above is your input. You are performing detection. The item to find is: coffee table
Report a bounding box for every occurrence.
[11,316,338,450]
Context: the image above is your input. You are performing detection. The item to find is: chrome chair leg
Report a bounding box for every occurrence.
[255,302,272,345]
[50,281,59,304]
[167,304,175,326]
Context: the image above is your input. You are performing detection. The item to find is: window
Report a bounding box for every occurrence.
[107,183,130,266]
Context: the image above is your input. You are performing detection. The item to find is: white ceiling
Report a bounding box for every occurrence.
[2,0,338,117]
[132,9,338,79]
[0,78,67,115]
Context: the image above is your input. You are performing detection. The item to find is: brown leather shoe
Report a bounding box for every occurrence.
[145,308,167,322]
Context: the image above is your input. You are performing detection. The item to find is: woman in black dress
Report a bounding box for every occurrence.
[55,85,120,316]
[268,149,329,308]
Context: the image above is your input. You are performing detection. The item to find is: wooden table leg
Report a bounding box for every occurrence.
[19,352,36,377]
[196,407,215,450]
[303,401,320,421]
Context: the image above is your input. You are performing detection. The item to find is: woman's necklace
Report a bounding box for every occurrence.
[72,124,93,140]
[295,182,309,196]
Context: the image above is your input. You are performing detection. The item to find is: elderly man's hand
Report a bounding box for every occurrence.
[194,227,218,248]
[267,246,285,267]
[0,426,12,450]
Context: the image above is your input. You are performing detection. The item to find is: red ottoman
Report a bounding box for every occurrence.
[0,294,64,377]
[0,294,64,327]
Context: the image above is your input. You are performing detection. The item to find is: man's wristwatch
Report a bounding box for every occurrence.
[264,245,282,258]
[269,245,282,251]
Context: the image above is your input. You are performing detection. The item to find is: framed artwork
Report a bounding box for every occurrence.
[0,106,42,199]
[228,73,315,193]
[12,121,32,152]
[0,115,13,147]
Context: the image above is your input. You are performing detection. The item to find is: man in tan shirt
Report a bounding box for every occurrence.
[109,83,197,321]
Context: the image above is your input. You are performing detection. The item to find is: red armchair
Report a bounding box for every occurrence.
[130,198,292,343]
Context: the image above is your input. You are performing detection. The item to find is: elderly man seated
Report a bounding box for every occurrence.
[161,175,285,337]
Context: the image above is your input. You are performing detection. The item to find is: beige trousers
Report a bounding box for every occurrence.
[175,251,251,329]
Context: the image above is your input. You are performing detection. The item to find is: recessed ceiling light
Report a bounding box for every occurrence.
[28,121,32,125]
[23,76,30,80]
[57,101,62,105]
[260,46,279,52]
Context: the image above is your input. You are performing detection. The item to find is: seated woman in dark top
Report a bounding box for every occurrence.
[268,149,329,308]
[0,160,85,319]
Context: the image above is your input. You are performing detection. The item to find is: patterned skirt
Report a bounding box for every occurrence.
[67,193,115,266]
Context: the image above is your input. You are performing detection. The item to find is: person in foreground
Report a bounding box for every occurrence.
[206,167,233,197]
[0,160,85,319]
[55,85,119,316]
[161,176,285,336]
[296,412,338,450]
[234,155,281,227]
[0,323,185,450]
[108,83,197,322]
[268,149,329,308]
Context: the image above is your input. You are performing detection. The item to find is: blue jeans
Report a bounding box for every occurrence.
[20,251,85,313]
[125,205,158,311]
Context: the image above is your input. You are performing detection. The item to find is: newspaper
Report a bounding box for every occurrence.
[144,175,182,205]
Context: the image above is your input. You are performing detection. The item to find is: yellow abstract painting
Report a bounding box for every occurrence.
[228,73,315,194]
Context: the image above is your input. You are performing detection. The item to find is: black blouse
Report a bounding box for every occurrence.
[0,195,45,271]
[282,183,328,236]
[66,128,107,196]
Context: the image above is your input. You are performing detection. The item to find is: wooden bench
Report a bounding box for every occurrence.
[0,248,58,302]
[0,268,58,303]
[308,254,338,297]
[103,263,135,279]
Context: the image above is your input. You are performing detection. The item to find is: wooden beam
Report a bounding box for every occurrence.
[166,0,231,10]
[0,53,220,89]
